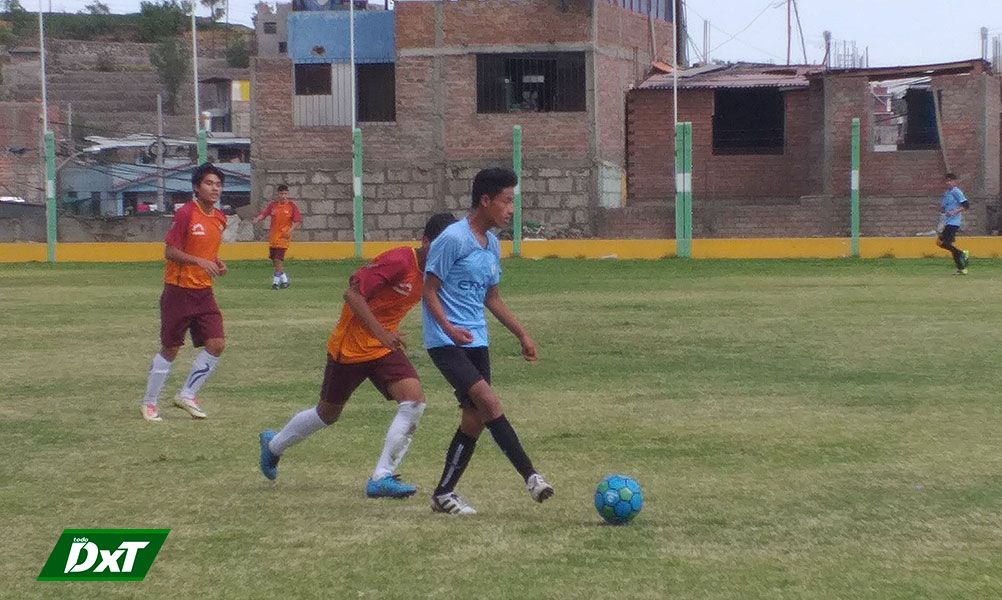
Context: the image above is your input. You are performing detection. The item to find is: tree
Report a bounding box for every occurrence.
[149,37,190,114]
[200,0,224,22]
[83,1,111,15]
[225,38,248,68]
[137,0,190,43]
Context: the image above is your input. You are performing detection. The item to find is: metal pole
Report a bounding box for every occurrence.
[352,127,363,258]
[981,27,988,61]
[67,103,72,149]
[512,125,523,257]
[157,94,165,211]
[850,117,860,258]
[672,9,678,129]
[38,1,47,132]
[192,8,200,136]
[39,3,56,262]
[786,0,791,65]
[349,0,357,130]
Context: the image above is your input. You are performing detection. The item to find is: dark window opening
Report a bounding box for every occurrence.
[294,63,331,96]
[712,88,785,155]
[357,63,396,122]
[278,41,287,54]
[216,146,249,162]
[901,89,939,150]
[477,53,586,114]
[263,21,277,34]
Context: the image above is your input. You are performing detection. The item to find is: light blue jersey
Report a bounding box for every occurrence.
[422,218,501,349]
[941,186,968,227]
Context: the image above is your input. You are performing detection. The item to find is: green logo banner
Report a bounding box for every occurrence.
[38,529,169,581]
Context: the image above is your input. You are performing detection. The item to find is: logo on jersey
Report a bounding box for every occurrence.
[392,282,414,296]
[191,223,206,236]
[458,280,489,292]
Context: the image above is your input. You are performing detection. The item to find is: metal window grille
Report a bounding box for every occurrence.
[477,53,586,114]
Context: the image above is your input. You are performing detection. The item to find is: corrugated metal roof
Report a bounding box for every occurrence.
[638,63,824,90]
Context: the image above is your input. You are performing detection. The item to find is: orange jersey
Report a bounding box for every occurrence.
[163,201,227,289]
[258,200,302,249]
[327,247,422,364]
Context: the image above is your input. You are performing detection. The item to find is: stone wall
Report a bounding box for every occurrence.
[254,160,595,241]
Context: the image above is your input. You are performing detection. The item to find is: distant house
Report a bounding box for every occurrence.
[61,159,251,217]
[625,59,1002,237]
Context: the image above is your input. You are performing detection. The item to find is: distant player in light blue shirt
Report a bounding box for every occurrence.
[937,173,970,275]
[422,167,554,515]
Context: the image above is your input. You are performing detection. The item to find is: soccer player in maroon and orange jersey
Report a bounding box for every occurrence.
[252,184,302,289]
[258,213,457,498]
[140,163,229,422]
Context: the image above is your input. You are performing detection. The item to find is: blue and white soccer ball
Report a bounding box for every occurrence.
[595,474,643,525]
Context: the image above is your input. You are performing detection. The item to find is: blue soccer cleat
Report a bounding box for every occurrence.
[366,474,417,498]
[259,430,280,480]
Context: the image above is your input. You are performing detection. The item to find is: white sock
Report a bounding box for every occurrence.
[179,350,219,400]
[269,407,328,456]
[372,401,425,480]
[142,353,173,405]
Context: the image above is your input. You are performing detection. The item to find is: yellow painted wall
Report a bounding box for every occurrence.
[3,238,1002,263]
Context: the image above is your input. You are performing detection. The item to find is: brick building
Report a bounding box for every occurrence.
[251,0,674,241]
[624,60,1002,238]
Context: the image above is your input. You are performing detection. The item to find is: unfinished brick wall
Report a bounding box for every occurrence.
[626,87,818,202]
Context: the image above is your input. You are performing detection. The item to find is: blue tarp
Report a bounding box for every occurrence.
[288,11,395,64]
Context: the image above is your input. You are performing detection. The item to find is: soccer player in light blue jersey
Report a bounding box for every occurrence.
[422,167,554,515]
[937,173,970,275]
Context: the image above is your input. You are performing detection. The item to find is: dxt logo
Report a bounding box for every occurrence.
[38,529,169,581]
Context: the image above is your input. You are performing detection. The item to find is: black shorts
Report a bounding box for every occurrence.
[939,225,960,245]
[427,346,490,408]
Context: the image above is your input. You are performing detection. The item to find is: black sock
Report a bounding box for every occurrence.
[947,246,965,269]
[434,429,477,495]
[485,415,536,481]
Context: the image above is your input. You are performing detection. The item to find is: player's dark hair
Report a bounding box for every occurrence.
[471,167,517,208]
[423,212,457,241]
[277,184,289,193]
[192,162,225,188]
[944,173,957,181]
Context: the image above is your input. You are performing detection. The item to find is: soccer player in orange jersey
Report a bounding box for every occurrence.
[140,163,228,422]
[258,213,457,498]
[253,184,302,289]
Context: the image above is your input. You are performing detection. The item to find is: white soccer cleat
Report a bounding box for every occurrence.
[141,403,163,422]
[431,492,477,515]
[526,473,554,503]
[173,394,208,419]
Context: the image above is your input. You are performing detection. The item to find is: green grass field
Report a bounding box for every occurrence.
[3,258,1002,599]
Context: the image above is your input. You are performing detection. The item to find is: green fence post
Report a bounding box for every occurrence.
[675,122,692,258]
[353,128,363,259]
[851,117,860,258]
[512,125,523,257]
[197,129,208,164]
[684,122,693,254]
[44,130,56,263]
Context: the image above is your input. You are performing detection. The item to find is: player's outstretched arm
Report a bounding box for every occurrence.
[485,286,536,361]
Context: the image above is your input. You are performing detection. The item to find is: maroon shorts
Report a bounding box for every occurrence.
[159,284,224,348]
[319,350,419,407]
[269,247,287,261]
